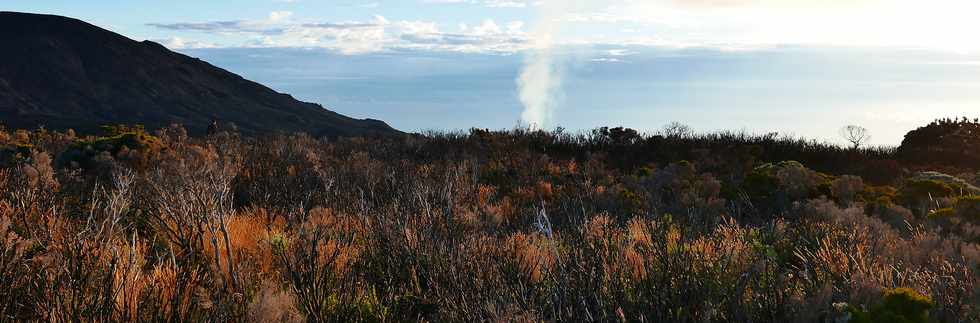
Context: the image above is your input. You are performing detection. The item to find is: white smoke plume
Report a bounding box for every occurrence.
[517,1,586,129]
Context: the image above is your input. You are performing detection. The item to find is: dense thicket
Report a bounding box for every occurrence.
[900,117,980,169]
[0,122,976,322]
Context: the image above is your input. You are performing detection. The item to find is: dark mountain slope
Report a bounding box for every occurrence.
[0,11,398,136]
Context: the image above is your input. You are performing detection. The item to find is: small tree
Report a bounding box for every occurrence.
[841,125,871,149]
[662,122,692,138]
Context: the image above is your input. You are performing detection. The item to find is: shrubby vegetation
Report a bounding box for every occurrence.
[900,117,980,169]
[0,120,977,322]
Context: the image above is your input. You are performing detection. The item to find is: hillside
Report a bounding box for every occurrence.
[0,11,398,136]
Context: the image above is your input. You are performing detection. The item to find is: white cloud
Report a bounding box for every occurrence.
[268,11,293,23]
[150,0,980,55]
[150,13,528,55]
[424,0,537,8]
[557,0,980,53]
[425,0,980,53]
[590,57,624,63]
[156,37,217,49]
[484,0,531,8]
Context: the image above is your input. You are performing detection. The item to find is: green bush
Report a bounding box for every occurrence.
[57,126,162,170]
[899,117,980,168]
[953,195,980,223]
[927,207,955,221]
[744,161,804,198]
[861,185,898,205]
[0,144,34,166]
[901,179,954,201]
[850,288,934,323]
[744,161,829,209]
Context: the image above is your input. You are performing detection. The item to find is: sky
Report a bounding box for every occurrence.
[5,0,980,145]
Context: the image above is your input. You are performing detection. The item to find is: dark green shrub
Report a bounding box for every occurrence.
[0,144,33,166]
[901,179,954,201]
[952,195,980,223]
[850,288,934,323]
[861,185,898,205]
[57,126,163,170]
[927,207,955,222]
[899,179,954,215]
[744,161,827,211]
[859,159,903,185]
[899,117,980,168]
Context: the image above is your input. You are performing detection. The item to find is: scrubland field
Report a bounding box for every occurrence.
[0,120,978,322]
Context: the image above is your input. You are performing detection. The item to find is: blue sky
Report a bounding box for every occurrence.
[5,0,980,145]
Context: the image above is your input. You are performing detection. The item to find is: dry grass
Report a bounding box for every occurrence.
[0,126,974,322]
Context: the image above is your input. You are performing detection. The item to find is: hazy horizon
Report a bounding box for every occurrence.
[181,45,980,146]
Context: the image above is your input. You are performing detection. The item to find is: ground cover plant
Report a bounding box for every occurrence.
[0,121,977,322]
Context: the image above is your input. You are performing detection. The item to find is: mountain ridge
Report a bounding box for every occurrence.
[0,11,399,136]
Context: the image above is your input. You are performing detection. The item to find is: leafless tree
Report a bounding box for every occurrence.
[662,122,692,138]
[840,125,871,149]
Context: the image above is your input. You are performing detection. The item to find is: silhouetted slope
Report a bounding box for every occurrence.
[0,11,398,136]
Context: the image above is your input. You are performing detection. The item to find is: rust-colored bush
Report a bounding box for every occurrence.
[0,125,973,322]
